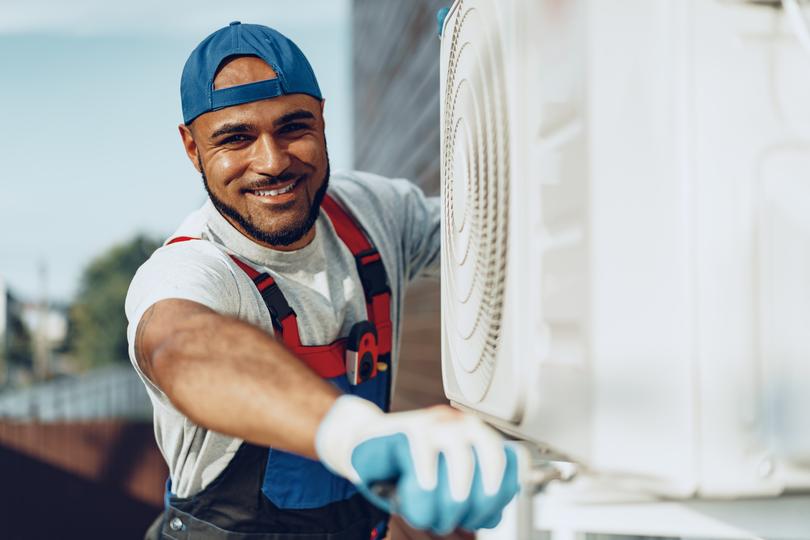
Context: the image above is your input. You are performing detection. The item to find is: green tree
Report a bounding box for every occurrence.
[68,235,160,369]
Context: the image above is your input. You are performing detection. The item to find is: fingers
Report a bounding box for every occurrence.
[464,416,508,496]
[433,419,476,501]
[397,452,467,534]
[423,406,503,502]
[397,440,518,534]
[459,445,519,530]
[408,430,439,491]
[433,454,469,533]
[443,437,476,501]
[399,417,519,533]
[347,407,520,534]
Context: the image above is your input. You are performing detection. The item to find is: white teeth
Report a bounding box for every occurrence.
[255,180,297,197]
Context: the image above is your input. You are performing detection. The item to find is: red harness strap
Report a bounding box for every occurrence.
[320,195,392,355]
[167,236,303,345]
[166,194,392,379]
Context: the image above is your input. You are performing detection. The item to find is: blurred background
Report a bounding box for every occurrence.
[0,0,450,538]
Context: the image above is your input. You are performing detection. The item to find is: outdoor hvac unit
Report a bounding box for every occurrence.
[440,0,810,499]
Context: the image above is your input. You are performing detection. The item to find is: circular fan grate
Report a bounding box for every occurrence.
[442,0,510,403]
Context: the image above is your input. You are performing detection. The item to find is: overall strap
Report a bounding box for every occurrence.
[165,197,393,355]
[165,236,300,344]
[320,195,392,354]
[231,258,301,345]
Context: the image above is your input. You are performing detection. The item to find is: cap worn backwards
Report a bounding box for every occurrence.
[181,21,323,125]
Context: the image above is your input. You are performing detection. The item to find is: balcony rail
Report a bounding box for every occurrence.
[0,365,152,421]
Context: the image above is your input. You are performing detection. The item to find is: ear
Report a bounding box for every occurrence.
[319,99,327,130]
[178,123,202,173]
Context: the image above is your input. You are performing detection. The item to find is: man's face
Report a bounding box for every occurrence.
[179,56,329,250]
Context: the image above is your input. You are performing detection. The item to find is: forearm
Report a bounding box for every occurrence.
[145,304,339,458]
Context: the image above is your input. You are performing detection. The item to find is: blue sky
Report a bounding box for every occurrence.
[0,0,352,303]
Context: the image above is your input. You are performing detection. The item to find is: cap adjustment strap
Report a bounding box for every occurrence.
[211,78,283,111]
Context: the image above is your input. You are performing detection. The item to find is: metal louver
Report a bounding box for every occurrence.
[441,0,510,403]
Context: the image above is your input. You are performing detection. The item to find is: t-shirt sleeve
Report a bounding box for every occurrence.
[125,241,242,400]
[331,172,442,283]
[393,179,441,282]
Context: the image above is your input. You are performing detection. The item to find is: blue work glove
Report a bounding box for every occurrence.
[316,395,519,534]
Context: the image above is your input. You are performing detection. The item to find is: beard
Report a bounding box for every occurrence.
[201,160,330,247]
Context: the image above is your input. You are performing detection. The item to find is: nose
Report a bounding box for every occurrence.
[250,133,291,177]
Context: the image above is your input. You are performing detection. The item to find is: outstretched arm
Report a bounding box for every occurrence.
[135,297,339,459]
[134,297,519,534]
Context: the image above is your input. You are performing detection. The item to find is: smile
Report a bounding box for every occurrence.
[249,177,301,198]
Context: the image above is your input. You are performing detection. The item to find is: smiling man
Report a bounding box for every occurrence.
[181,54,329,250]
[126,22,518,540]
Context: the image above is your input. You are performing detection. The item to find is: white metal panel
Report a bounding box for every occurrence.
[586,0,698,495]
[440,0,810,500]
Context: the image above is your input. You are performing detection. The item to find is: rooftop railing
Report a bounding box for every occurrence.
[0,365,152,421]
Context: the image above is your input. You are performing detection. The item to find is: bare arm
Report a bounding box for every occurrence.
[135,298,339,459]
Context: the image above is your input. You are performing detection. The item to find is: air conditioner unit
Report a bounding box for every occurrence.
[440,0,810,499]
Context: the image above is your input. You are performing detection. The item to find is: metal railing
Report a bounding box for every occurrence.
[0,365,152,421]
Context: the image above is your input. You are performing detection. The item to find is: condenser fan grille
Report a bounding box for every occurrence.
[442,0,510,403]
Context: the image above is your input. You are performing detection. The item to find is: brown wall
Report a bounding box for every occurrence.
[352,3,476,538]
[353,0,445,192]
[353,0,447,414]
[0,420,166,539]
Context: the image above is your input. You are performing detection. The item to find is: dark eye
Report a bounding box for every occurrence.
[279,122,309,134]
[220,134,251,145]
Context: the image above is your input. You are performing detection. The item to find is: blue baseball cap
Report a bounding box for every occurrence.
[180,21,323,125]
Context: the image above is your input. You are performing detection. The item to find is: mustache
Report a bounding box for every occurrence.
[241,172,302,191]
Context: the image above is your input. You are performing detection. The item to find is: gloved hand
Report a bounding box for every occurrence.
[316,395,519,534]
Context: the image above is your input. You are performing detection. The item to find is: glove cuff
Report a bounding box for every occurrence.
[315,394,384,483]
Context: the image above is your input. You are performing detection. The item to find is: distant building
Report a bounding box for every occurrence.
[18,301,68,380]
[20,303,68,350]
[0,280,66,387]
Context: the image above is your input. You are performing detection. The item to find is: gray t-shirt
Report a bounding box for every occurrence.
[125,170,440,498]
